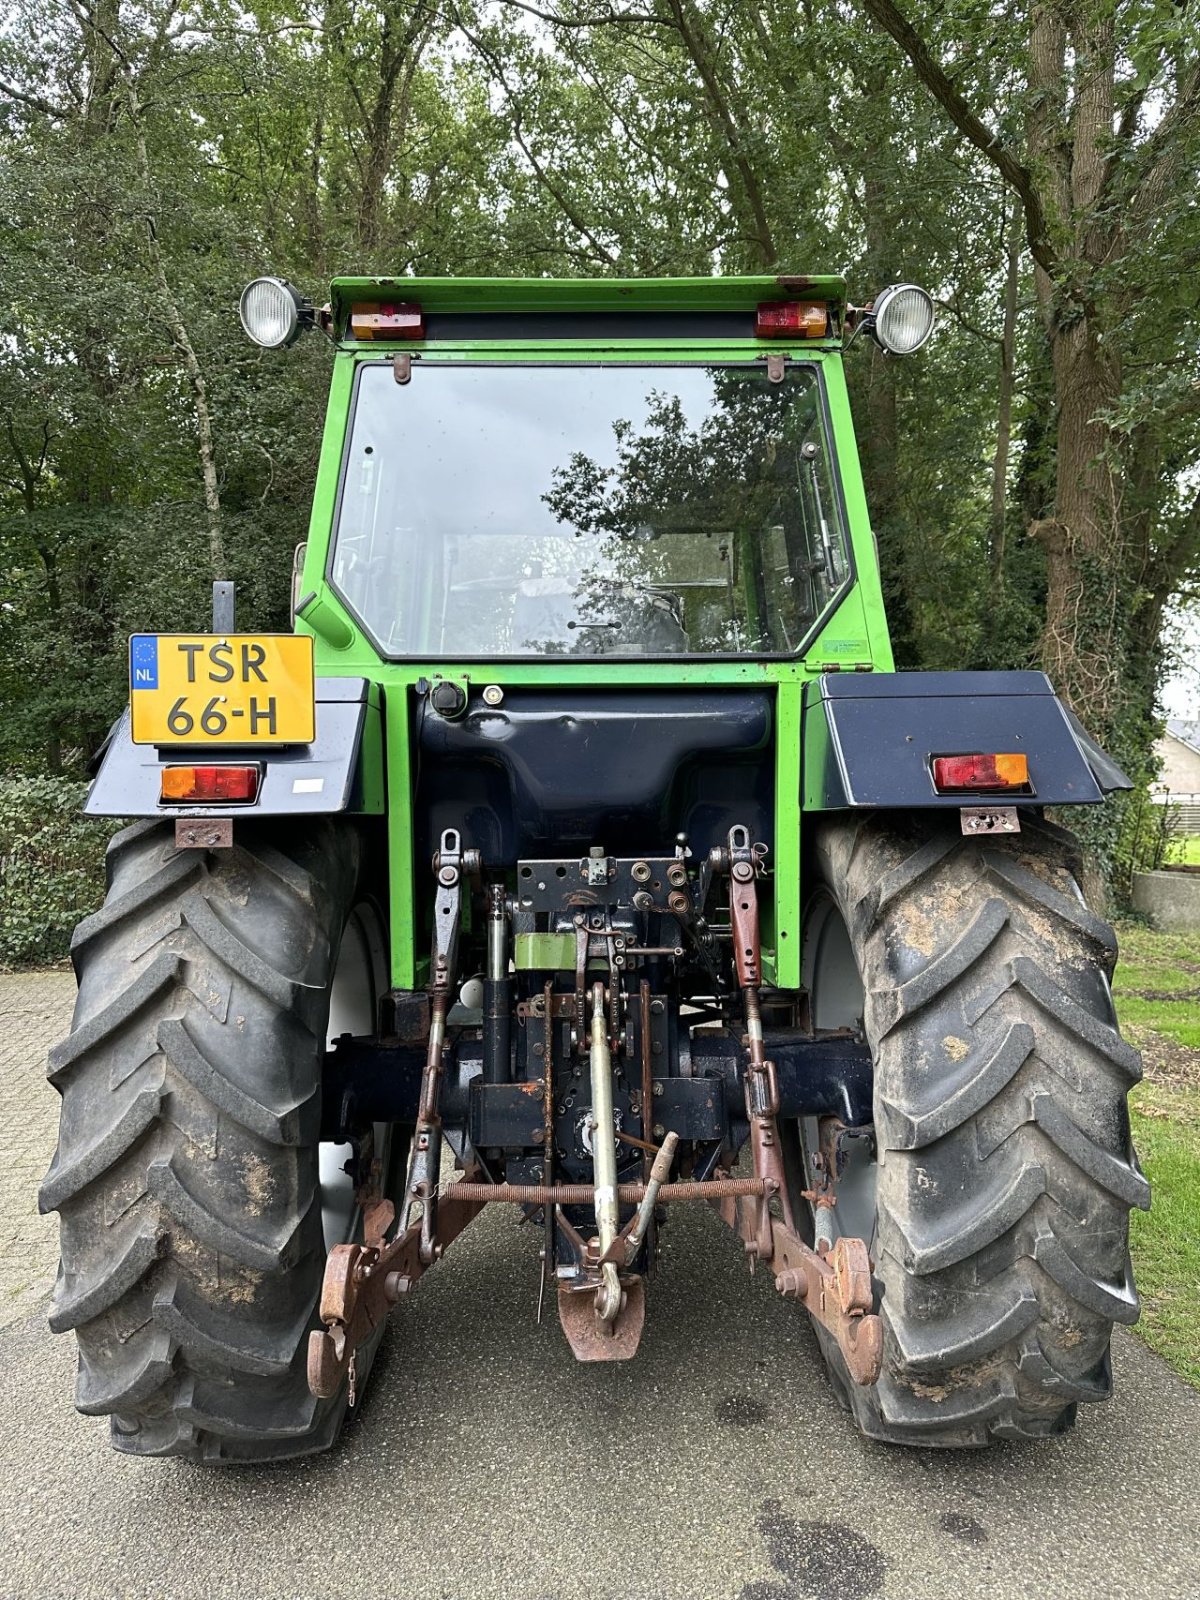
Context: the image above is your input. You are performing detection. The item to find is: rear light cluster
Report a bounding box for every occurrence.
[932,753,1031,794]
[161,766,260,804]
[349,303,424,340]
[755,301,828,339]
[344,298,830,342]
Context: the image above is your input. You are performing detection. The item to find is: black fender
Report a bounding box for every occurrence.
[801,670,1131,810]
[83,677,383,818]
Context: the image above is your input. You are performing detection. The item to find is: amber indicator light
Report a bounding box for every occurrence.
[349,303,425,341]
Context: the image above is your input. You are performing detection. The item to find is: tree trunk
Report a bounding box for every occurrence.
[1033,314,1123,739]
[989,198,1020,585]
[855,0,1190,765]
[659,0,777,267]
[356,0,434,256]
[126,82,226,577]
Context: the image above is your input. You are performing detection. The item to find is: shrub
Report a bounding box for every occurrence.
[1107,788,1178,908]
[0,777,117,968]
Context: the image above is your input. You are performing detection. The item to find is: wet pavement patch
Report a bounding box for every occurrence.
[744,1499,887,1600]
[937,1511,988,1545]
[715,1394,769,1426]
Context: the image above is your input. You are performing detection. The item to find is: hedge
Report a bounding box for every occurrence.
[0,777,118,968]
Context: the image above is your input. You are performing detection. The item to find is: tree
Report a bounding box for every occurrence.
[0,0,1195,884]
[856,0,1200,770]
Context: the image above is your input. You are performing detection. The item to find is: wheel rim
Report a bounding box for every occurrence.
[799,890,877,1249]
[322,904,389,1251]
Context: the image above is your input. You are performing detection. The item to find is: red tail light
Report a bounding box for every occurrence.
[932,753,1030,793]
[161,765,260,803]
[756,301,828,339]
[349,302,424,340]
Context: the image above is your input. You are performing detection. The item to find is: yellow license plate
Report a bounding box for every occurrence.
[129,634,315,745]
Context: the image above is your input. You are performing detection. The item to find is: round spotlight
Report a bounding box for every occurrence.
[868,284,936,355]
[238,277,307,349]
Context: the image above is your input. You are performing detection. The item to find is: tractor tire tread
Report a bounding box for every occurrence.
[41,819,368,1462]
[810,809,1145,1446]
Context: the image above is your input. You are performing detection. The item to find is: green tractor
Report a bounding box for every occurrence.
[41,275,1148,1461]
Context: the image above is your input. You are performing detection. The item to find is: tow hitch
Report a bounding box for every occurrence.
[309,825,883,1399]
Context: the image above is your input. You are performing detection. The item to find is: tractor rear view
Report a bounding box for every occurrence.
[41,275,1148,1461]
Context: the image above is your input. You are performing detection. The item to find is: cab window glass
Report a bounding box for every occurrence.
[331,363,850,657]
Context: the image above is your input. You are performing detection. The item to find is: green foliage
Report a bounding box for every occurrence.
[1128,1102,1200,1387]
[0,0,1195,899]
[0,778,116,967]
[1166,836,1200,867]
[1101,788,1170,904]
[1112,922,1200,1385]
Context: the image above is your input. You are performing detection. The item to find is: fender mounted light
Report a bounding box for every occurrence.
[932,753,1031,794]
[161,765,260,804]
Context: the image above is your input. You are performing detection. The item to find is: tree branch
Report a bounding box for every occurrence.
[497,0,666,26]
[1152,486,1200,598]
[0,77,68,119]
[453,14,619,265]
[1159,380,1200,431]
[1126,56,1200,222]
[659,0,776,265]
[857,0,1058,276]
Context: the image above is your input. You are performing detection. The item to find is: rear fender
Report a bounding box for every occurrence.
[84,677,383,818]
[802,671,1130,811]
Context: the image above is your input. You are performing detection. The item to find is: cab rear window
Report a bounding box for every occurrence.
[330,361,851,659]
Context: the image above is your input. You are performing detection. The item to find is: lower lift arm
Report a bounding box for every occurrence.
[714,827,882,1387]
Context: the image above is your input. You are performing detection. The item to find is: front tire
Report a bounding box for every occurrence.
[40,819,398,1463]
[801,811,1149,1446]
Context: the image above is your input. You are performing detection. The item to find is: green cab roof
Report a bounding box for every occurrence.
[328,274,847,321]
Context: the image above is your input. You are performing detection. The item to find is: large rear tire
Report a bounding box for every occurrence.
[800,811,1149,1446]
[40,819,401,1463]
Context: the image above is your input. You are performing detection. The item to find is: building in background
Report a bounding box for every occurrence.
[1153,720,1200,833]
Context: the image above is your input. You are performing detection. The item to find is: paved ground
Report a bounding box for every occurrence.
[0,973,74,1330]
[2,971,1199,1600]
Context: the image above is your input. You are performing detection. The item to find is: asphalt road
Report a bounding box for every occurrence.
[2,973,1198,1600]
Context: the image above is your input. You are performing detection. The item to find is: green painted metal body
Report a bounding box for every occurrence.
[292,276,894,992]
[327,274,849,319]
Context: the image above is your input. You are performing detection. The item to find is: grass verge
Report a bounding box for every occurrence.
[1164,834,1200,867]
[1113,920,1200,1387]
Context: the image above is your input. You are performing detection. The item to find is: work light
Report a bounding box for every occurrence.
[238,277,310,349]
[864,284,935,355]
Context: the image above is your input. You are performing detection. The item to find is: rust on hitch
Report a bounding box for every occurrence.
[772,1227,883,1386]
[307,1182,485,1400]
[558,1275,646,1361]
